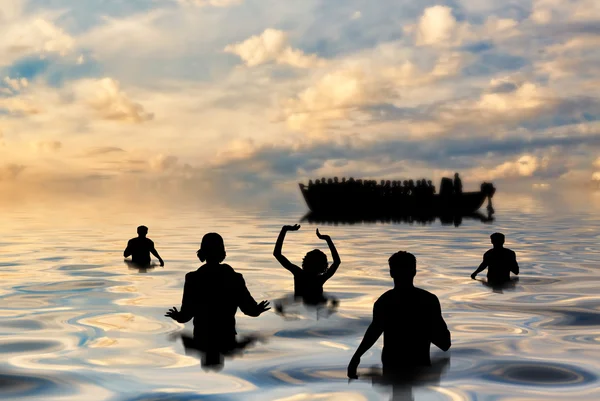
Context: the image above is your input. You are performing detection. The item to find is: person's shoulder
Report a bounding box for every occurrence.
[504,248,516,255]
[484,249,493,256]
[375,289,395,305]
[414,287,440,302]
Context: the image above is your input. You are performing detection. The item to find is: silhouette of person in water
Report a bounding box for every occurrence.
[471,233,519,285]
[348,251,451,379]
[165,233,270,361]
[273,225,341,302]
[124,225,164,267]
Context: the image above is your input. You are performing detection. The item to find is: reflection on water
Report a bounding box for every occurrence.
[0,193,599,400]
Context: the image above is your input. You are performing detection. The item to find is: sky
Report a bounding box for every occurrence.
[0,0,599,203]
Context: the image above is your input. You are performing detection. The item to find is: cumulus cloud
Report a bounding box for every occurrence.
[225,29,326,68]
[413,6,473,47]
[0,6,74,66]
[75,78,154,123]
[279,50,469,133]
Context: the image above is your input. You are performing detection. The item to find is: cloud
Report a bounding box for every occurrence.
[32,140,61,153]
[83,147,126,157]
[531,0,600,24]
[0,5,74,66]
[413,6,473,47]
[75,78,154,123]
[225,29,326,68]
[278,50,469,133]
[149,154,179,172]
[3,76,28,92]
[0,163,26,181]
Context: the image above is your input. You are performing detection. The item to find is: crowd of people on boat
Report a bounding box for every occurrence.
[304,173,464,197]
[124,224,519,379]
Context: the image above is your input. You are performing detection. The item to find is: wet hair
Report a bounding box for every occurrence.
[197,232,226,263]
[490,232,505,246]
[388,251,417,280]
[137,225,148,235]
[302,249,328,275]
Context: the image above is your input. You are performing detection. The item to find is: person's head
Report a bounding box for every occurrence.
[454,172,459,178]
[197,233,226,263]
[137,225,148,237]
[388,251,417,284]
[490,232,505,247]
[302,249,328,275]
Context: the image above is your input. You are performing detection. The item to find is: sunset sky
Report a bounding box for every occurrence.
[1,0,599,201]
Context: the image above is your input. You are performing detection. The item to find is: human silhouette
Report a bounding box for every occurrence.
[347,251,450,379]
[453,173,462,195]
[165,233,270,356]
[273,225,341,301]
[471,233,519,285]
[124,225,164,267]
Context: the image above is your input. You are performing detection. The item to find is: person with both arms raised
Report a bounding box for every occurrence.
[273,224,341,302]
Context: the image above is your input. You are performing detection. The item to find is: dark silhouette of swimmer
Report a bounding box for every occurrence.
[471,233,519,285]
[124,225,164,267]
[165,233,270,353]
[348,251,450,379]
[273,225,341,301]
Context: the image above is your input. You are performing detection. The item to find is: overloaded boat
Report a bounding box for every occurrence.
[298,176,496,216]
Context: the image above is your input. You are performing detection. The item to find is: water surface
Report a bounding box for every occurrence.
[0,192,599,400]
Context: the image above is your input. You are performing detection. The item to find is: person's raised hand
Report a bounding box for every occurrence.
[165,307,181,321]
[283,224,301,232]
[347,356,360,380]
[316,228,330,241]
[257,300,271,315]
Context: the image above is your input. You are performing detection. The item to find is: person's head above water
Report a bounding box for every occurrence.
[388,251,417,285]
[490,232,505,248]
[302,249,328,275]
[197,233,226,263]
[137,225,148,237]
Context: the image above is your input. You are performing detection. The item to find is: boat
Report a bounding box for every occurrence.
[298,177,495,216]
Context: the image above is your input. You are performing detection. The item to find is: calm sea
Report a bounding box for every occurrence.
[0,191,599,400]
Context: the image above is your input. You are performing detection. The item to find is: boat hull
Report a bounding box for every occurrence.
[299,184,489,215]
